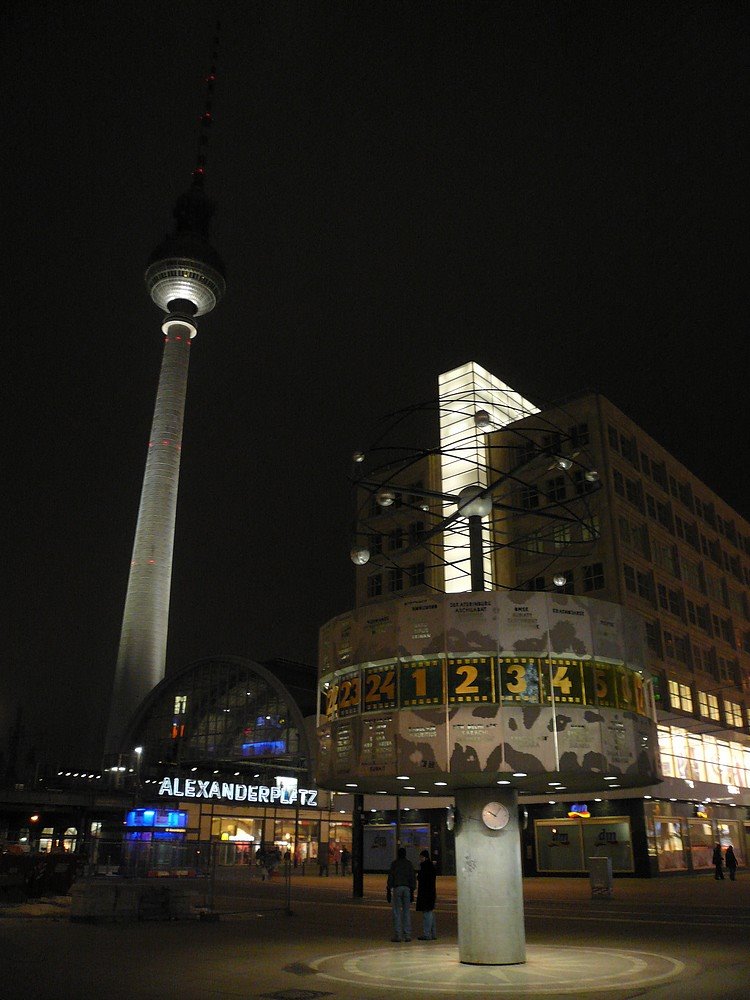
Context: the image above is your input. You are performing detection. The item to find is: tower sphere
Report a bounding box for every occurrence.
[145,256,226,316]
[145,185,227,316]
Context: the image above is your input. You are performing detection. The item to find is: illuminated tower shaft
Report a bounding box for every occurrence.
[105,315,195,752]
[105,27,224,754]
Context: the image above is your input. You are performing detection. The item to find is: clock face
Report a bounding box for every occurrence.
[481,801,510,830]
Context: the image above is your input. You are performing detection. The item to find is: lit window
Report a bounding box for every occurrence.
[667,680,693,713]
[697,690,720,722]
[723,700,745,728]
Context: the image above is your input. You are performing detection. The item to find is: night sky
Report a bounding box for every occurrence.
[5,1,748,766]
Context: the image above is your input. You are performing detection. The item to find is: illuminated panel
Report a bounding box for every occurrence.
[541,658,585,705]
[336,669,361,717]
[447,656,495,704]
[499,656,541,704]
[362,664,397,712]
[400,658,445,707]
[438,363,538,591]
[320,677,339,722]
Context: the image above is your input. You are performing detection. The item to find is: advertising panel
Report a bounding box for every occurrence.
[449,705,502,774]
[355,605,399,663]
[582,818,635,872]
[398,708,448,775]
[535,819,585,872]
[398,595,445,657]
[445,594,498,653]
[591,602,625,662]
[496,592,549,656]
[330,719,357,781]
[548,595,593,658]
[359,713,397,777]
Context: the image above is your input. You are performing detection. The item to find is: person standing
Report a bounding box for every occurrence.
[387,846,416,942]
[712,843,725,880]
[340,847,351,876]
[416,849,437,940]
[725,845,738,881]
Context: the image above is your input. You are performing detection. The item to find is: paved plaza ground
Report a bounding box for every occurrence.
[1,871,749,999]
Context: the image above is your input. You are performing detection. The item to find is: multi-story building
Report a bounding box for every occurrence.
[352,364,750,875]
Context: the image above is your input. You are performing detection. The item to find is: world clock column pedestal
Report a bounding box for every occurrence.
[454,786,526,965]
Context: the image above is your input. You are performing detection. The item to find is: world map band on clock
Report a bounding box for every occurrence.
[320,655,647,721]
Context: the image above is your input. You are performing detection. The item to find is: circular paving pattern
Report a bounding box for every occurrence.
[310,943,685,994]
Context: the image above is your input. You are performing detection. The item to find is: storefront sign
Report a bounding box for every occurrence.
[157,777,318,806]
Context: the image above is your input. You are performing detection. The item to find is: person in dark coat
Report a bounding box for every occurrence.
[387,846,416,941]
[725,845,738,881]
[416,849,437,940]
[712,843,725,880]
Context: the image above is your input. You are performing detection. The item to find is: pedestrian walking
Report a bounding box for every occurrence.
[416,849,437,940]
[340,847,350,876]
[386,846,416,942]
[712,843,725,880]
[725,845,738,881]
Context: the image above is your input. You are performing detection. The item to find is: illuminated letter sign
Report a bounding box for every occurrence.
[156,777,318,807]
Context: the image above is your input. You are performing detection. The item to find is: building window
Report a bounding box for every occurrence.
[409,563,425,586]
[697,690,720,722]
[657,501,674,533]
[583,563,605,591]
[546,476,567,502]
[613,469,625,497]
[667,679,693,713]
[525,576,546,591]
[388,567,403,592]
[581,516,600,541]
[624,563,637,593]
[569,423,589,447]
[663,630,689,664]
[521,485,539,510]
[370,533,383,556]
[637,568,655,603]
[654,541,679,577]
[718,657,738,685]
[408,521,425,546]
[644,619,661,656]
[620,434,639,468]
[651,461,668,491]
[723,700,745,728]
[366,574,383,598]
[681,557,703,592]
[608,425,620,451]
[551,524,571,549]
[389,528,404,551]
[556,570,575,594]
[625,476,644,511]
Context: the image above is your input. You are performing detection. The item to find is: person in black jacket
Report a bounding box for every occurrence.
[712,843,725,880]
[416,849,437,940]
[386,847,416,941]
[725,845,738,881]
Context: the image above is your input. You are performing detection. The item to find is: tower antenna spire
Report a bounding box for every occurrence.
[193,19,220,187]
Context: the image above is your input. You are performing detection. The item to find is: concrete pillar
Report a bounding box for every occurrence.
[454,786,526,965]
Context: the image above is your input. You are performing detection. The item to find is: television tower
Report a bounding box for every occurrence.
[105,29,226,755]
